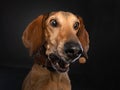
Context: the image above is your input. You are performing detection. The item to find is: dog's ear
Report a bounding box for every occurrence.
[77,16,90,59]
[22,14,49,56]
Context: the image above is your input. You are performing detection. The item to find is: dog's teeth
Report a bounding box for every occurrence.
[56,63,59,66]
[65,64,69,67]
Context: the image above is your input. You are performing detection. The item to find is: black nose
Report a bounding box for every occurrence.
[64,42,82,58]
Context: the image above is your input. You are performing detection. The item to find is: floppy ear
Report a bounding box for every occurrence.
[77,16,90,59]
[22,14,48,56]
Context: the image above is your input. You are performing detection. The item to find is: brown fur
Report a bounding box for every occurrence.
[22,11,89,90]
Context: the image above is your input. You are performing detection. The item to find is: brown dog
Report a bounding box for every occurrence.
[22,11,89,90]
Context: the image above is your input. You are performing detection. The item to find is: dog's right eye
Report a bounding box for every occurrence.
[50,19,58,27]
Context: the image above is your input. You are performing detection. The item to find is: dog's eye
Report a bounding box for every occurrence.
[50,19,58,27]
[73,22,79,30]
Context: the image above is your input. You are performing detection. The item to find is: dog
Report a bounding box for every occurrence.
[22,11,89,90]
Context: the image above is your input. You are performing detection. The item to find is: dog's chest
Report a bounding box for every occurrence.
[42,72,71,90]
[32,67,71,90]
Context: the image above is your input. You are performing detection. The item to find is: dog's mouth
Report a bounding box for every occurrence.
[48,53,82,73]
[48,53,70,72]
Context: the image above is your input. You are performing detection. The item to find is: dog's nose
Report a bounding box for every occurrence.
[64,42,82,58]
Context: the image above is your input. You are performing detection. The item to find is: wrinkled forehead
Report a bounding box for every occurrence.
[47,11,79,23]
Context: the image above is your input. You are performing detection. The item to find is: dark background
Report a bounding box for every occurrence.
[0,0,119,90]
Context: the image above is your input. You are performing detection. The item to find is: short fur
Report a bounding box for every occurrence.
[22,11,89,90]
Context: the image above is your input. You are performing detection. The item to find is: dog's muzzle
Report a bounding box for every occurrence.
[48,42,83,73]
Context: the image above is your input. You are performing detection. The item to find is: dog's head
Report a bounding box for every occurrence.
[22,11,89,72]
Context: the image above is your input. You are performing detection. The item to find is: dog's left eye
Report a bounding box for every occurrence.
[73,22,79,30]
[50,19,58,27]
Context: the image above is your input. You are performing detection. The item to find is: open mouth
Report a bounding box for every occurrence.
[48,53,82,73]
[48,53,70,72]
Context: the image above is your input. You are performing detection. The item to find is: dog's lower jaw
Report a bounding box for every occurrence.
[48,54,70,73]
[51,62,70,73]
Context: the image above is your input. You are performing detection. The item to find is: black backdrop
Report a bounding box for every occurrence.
[0,0,120,90]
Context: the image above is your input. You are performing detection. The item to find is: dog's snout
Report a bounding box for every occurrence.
[64,42,82,58]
